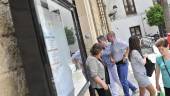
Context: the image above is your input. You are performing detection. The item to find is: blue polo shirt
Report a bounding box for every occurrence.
[110,38,129,62]
[102,44,114,67]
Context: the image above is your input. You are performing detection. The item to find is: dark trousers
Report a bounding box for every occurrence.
[95,88,112,96]
[117,62,136,96]
[89,85,96,96]
[164,87,170,96]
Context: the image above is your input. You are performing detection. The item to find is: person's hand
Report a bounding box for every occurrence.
[102,82,109,90]
[110,57,115,64]
[143,54,148,64]
[156,83,161,91]
[143,54,148,58]
[123,56,128,63]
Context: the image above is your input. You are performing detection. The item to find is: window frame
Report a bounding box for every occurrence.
[123,0,137,15]
[9,0,89,96]
[130,25,142,37]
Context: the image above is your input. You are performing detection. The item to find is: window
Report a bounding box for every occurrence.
[123,0,136,15]
[130,26,142,37]
[34,0,87,95]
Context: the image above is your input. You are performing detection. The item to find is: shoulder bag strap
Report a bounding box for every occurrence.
[162,56,170,78]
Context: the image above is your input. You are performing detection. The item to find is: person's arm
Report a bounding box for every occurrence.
[124,47,129,57]
[94,76,108,90]
[109,45,115,64]
[155,64,161,91]
[72,52,78,64]
[123,47,129,62]
[72,59,78,64]
[119,39,129,62]
[109,53,115,64]
[143,54,147,65]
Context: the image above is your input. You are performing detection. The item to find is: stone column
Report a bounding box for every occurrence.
[0,0,28,96]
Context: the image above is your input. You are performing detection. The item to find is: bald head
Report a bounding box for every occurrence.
[107,31,116,43]
[107,31,115,37]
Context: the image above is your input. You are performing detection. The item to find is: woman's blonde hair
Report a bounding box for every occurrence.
[155,38,168,48]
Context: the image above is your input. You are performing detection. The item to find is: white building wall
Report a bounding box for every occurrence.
[134,0,154,14]
[106,0,126,19]
[111,16,142,42]
[115,0,127,18]
[106,0,154,19]
[168,0,170,4]
[111,15,159,43]
[106,0,159,43]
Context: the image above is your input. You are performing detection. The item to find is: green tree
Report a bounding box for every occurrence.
[64,27,75,45]
[146,4,165,36]
[146,4,164,26]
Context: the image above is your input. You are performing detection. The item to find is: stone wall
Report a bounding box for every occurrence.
[75,0,98,54]
[0,0,28,96]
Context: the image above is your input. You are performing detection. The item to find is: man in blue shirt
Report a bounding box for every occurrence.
[72,50,82,70]
[107,32,137,96]
[97,35,122,96]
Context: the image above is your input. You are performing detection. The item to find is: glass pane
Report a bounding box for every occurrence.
[67,0,73,3]
[125,8,129,12]
[132,32,136,36]
[135,27,140,31]
[136,32,140,35]
[34,0,86,96]
[53,0,73,3]
[131,7,134,12]
[136,31,140,35]
[129,0,133,5]
[124,0,127,6]
[130,28,135,32]
[60,7,87,96]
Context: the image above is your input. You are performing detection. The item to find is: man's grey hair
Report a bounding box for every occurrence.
[107,31,115,37]
[97,35,106,42]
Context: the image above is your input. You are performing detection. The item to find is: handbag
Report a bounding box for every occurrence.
[145,58,155,77]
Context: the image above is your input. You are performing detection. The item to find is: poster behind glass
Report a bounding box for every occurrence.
[34,0,87,96]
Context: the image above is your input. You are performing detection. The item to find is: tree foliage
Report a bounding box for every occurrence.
[64,26,75,45]
[146,4,164,26]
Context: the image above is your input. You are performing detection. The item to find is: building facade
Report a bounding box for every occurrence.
[2,0,93,96]
[75,0,109,53]
[0,1,28,96]
[157,0,170,33]
[1,0,110,96]
[106,0,159,42]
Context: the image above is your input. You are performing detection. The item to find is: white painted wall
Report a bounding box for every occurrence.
[106,0,159,43]
[107,0,154,19]
[168,0,170,4]
[106,0,126,19]
[134,0,153,14]
[111,15,158,43]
